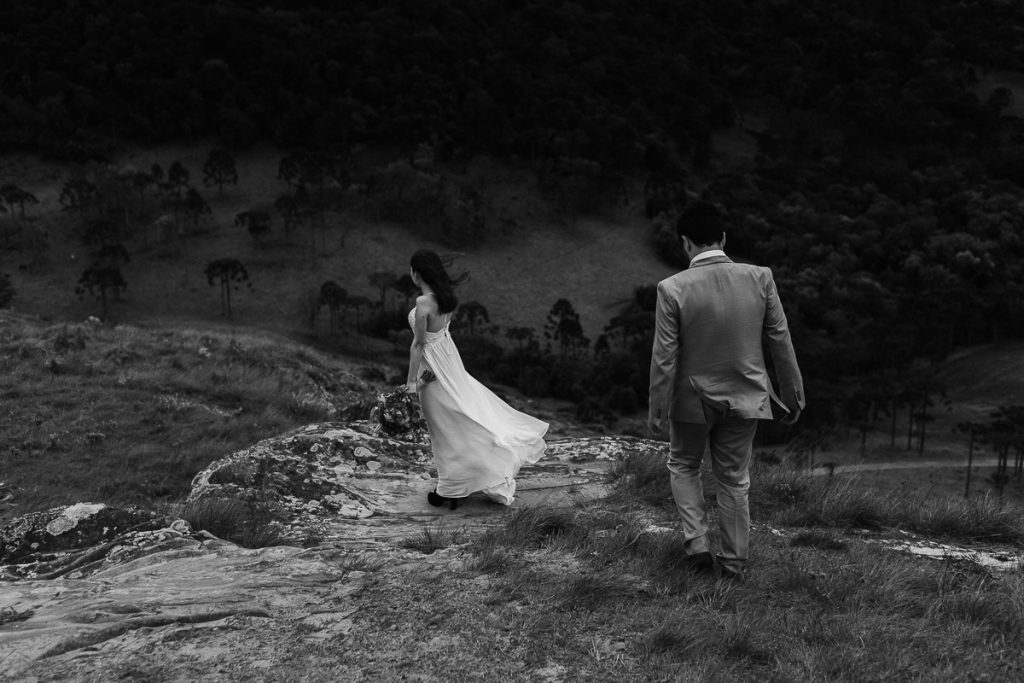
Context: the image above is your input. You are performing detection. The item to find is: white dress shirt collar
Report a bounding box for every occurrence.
[689,249,726,266]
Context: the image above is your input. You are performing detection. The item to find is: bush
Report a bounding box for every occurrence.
[181,497,287,548]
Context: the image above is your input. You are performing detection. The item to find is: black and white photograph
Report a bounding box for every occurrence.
[1,1,1023,680]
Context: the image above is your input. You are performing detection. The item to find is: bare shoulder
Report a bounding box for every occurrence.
[415,294,438,314]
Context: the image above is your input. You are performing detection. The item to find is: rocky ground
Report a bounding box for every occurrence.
[3,420,1022,681]
[0,421,661,681]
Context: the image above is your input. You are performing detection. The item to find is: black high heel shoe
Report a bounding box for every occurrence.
[427,489,460,510]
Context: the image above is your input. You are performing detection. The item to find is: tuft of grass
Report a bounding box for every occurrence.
[181,496,288,549]
[609,450,673,507]
[563,570,643,611]
[640,615,705,658]
[400,519,466,554]
[477,505,581,550]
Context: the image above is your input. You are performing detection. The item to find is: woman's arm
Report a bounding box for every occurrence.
[404,297,430,392]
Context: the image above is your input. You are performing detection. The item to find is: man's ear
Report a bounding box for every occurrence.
[721,233,727,249]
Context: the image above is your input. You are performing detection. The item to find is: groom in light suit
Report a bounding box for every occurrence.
[648,200,804,582]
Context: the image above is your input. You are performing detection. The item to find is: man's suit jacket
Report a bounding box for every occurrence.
[649,254,804,424]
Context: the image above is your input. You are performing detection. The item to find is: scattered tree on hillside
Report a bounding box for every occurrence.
[394,274,419,310]
[0,184,39,219]
[204,258,252,317]
[318,280,348,331]
[345,295,373,333]
[235,210,272,248]
[544,298,589,359]
[368,271,397,308]
[981,406,1024,495]
[956,421,985,498]
[121,167,156,206]
[75,266,126,318]
[274,194,301,235]
[168,162,191,197]
[182,188,212,231]
[0,271,14,308]
[203,148,239,197]
[454,300,490,335]
[59,179,99,217]
[277,155,305,192]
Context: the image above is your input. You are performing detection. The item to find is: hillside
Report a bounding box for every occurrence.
[1,145,672,342]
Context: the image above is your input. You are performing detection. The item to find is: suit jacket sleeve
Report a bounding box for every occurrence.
[762,269,805,412]
[649,281,679,425]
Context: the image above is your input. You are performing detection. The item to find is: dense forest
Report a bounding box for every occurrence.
[3,0,1024,437]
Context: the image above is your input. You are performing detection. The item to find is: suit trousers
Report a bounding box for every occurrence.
[668,405,758,572]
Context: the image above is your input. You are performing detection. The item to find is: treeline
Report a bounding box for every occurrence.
[4,0,1024,435]
[2,0,1022,168]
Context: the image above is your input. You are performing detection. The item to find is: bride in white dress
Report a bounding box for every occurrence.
[403,250,548,508]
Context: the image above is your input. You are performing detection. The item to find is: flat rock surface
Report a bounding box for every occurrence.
[0,424,662,680]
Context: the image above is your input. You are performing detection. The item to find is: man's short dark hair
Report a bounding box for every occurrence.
[676,200,726,246]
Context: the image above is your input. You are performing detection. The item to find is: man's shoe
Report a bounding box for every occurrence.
[682,551,714,574]
[714,562,746,584]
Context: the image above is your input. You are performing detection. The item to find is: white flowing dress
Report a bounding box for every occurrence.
[410,308,548,505]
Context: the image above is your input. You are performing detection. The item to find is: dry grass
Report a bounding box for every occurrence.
[298,499,1024,681]
[0,312,372,520]
[755,460,1024,544]
[179,496,289,549]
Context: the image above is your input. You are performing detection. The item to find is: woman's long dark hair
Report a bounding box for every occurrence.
[410,250,469,314]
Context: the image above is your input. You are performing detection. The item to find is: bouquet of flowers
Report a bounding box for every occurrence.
[370,387,427,437]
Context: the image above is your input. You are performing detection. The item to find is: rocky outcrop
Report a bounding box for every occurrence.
[1,422,653,584]
[0,421,661,678]
[0,504,176,580]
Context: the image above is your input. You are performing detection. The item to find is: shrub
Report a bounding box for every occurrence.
[181,497,287,548]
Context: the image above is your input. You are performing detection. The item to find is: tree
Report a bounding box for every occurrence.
[75,266,126,318]
[345,295,373,333]
[368,271,397,308]
[318,280,348,331]
[544,298,589,359]
[505,326,540,381]
[274,194,301,234]
[0,184,39,219]
[59,179,99,216]
[395,273,419,310]
[167,161,190,198]
[0,271,14,308]
[277,154,305,192]
[182,189,212,231]
[235,211,272,248]
[203,148,239,197]
[956,421,984,498]
[454,300,490,335]
[204,258,252,317]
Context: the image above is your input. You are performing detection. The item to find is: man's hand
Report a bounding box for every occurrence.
[780,407,801,426]
[647,416,664,436]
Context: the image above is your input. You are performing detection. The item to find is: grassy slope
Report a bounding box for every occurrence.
[3,143,1024,511]
[0,311,375,519]
[1,144,673,344]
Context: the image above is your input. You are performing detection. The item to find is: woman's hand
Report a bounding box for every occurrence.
[402,380,419,394]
